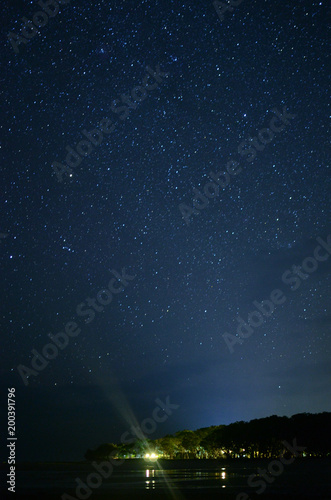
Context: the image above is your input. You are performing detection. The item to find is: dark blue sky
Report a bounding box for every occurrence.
[0,0,330,461]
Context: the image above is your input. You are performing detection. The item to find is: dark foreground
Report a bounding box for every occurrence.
[1,459,330,500]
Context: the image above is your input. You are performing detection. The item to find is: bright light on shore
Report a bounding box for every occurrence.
[145,452,158,459]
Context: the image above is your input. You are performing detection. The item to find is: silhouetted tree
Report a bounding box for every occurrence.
[85,412,331,460]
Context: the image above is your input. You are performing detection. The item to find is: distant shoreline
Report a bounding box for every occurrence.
[1,456,330,468]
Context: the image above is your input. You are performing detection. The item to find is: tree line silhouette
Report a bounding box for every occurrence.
[85,412,331,461]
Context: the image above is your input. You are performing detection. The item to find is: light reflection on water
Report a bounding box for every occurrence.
[145,468,156,489]
[144,467,228,490]
[3,460,328,496]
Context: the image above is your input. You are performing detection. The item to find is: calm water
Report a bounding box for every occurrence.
[1,459,330,499]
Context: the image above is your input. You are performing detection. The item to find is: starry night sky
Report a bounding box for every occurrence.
[0,0,330,462]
